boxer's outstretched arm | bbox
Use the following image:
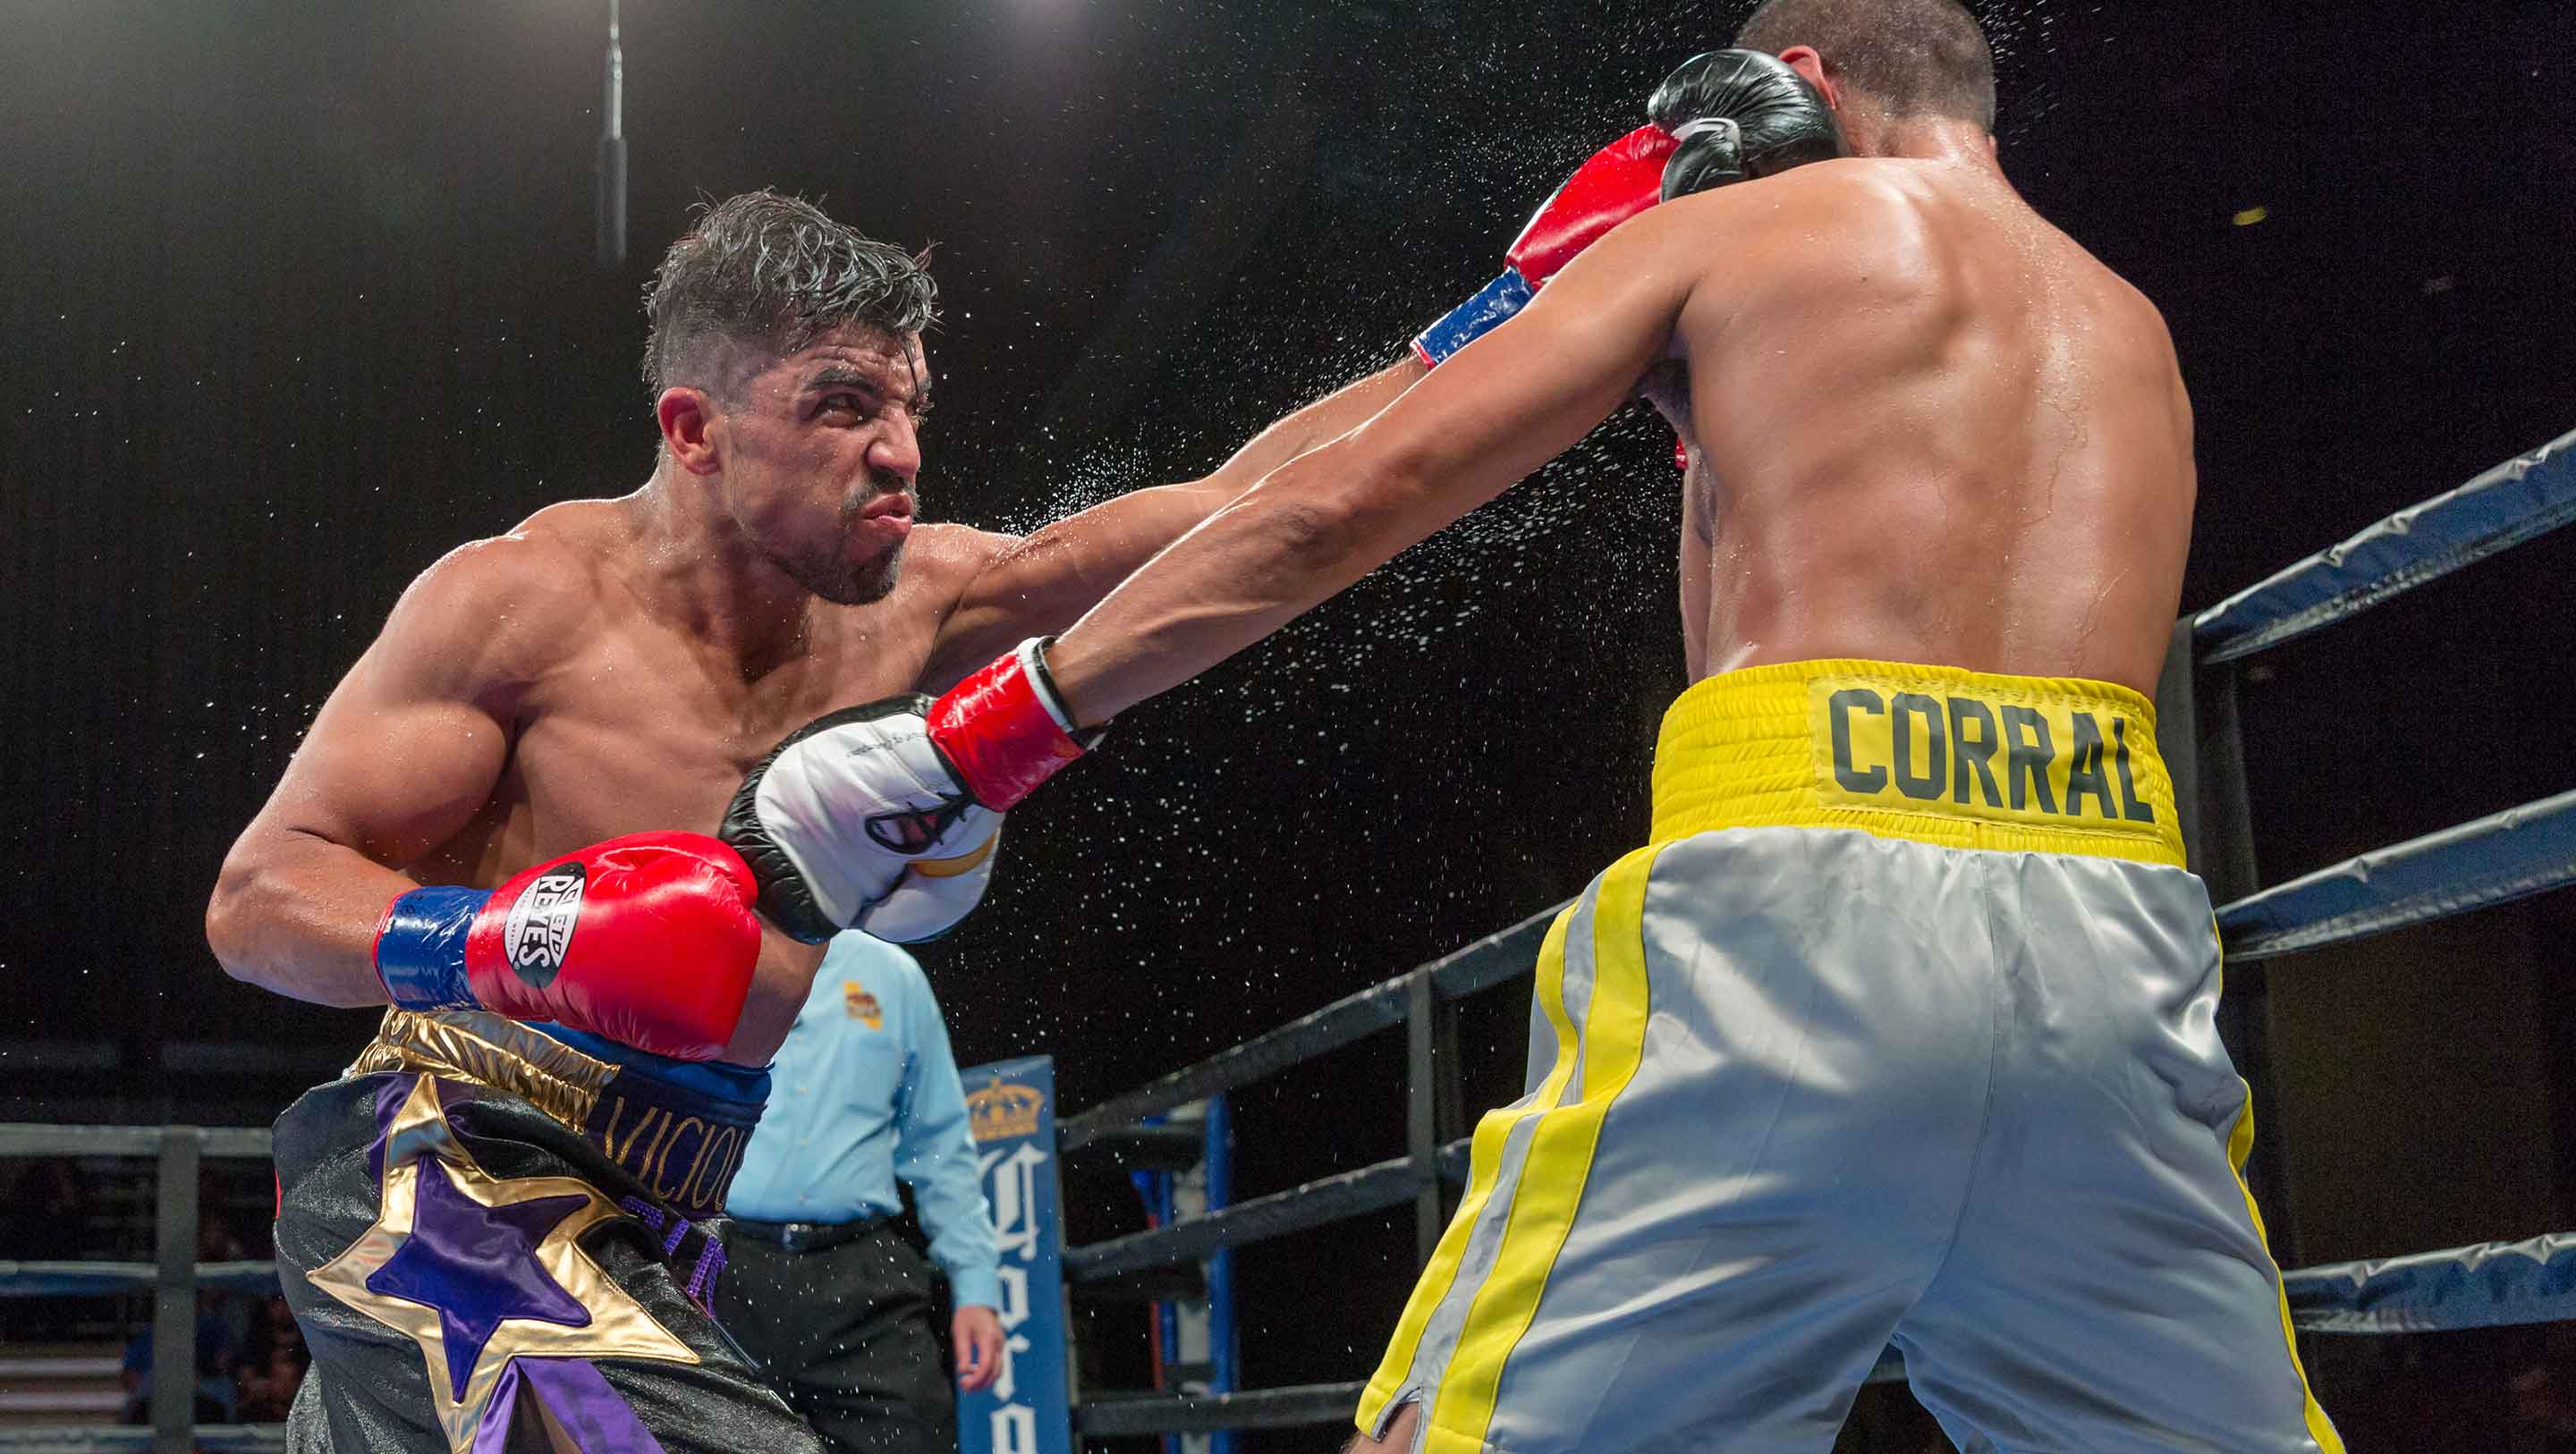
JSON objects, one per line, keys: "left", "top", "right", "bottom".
{"left": 206, "top": 538, "right": 560, "bottom": 1006}
{"left": 919, "top": 354, "right": 1427, "bottom": 690}
{"left": 1045, "top": 201, "right": 1727, "bottom": 725}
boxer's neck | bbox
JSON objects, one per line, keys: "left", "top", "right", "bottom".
{"left": 626, "top": 460, "right": 820, "bottom": 674}
{"left": 1863, "top": 115, "right": 2003, "bottom": 177}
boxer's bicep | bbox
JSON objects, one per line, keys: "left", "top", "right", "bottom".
{"left": 271, "top": 630, "right": 513, "bottom": 866}
{"left": 208, "top": 542, "right": 551, "bottom": 1004}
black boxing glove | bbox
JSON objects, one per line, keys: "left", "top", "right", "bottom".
{"left": 1647, "top": 49, "right": 1848, "bottom": 200}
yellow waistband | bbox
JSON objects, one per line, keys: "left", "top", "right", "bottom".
{"left": 348, "top": 1009, "right": 620, "bottom": 1133}
{"left": 1651, "top": 659, "right": 2185, "bottom": 868}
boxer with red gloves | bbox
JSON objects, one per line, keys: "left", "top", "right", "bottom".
{"left": 204, "top": 182, "right": 1511, "bottom": 1450}
{"left": 822, "top": 15, "right": 2324, "bottom": 1450}
{"left": 209, "top": 122, "right": 1706, "bottom": 1444}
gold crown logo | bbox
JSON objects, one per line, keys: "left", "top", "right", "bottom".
{"left": 966, "top": 1078, "right": 1045, "bottom": 1144}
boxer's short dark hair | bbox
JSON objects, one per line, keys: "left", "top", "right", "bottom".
{"left": 642, "top": 190, "right": 938, "bottom": 402}
{"left": 1735, "top": 0, "right": 1996, "bottom": 132}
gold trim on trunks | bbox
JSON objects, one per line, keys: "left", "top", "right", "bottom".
{"left": 348, "top": 1010, "right": 618, "bottom": 1134}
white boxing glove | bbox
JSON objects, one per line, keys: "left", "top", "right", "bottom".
{"left": 720, "top": 640, "right": 1099, "bottom": 945}
{"left": 720, "top": 696, "right": 1002, "bottom": 943}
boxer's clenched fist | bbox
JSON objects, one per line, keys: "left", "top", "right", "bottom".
{"left": 372, "top": 832, "right": 759, "bottom": 1061}
{"left": 1412, "top": 123, "right": 1680, "bottom": 367}
{"left": 723, "top": 638, "right": 1097, "bottom": 944}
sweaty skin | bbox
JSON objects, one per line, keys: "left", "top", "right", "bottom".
{"left": 1648, "top": 152, "right": 2192, "bottom": 689}
{"left": 206, "top": 328, "right": 1424, "bottom": 1066}
{"left": 1026, "top": 73, "right": 2197, "bottom": 1454}
{"left": 1044, "top": 115, "right": 2194, "bottom": 726}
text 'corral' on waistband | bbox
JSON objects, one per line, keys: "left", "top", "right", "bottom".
{"left": 1650, "top": 659, "right": 2188, "bottom": 868}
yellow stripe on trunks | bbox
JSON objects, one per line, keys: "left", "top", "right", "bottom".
{"left": 1358, "top": 905, "right": 1583, "bottom": 1434}
{"left": 1426, "top": 845, "right": 1663, "bottom": 1454}
{"left": 2224, "top": 1077, "right": 2346, "bottom": 1452}
{"left": 1651, "top": 659, "right": 2185, "bottom": 867}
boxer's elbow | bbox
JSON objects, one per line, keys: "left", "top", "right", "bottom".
{"left": 205, "top": 830, "right": 324, "bottom": 993}
{"left": 1253, "top": 440, "right": 1426, "bottom": 575}
{"left": 203, "top": 846, "right": 269, "bottom": 985}
{"left": 1255, "top": 492, "right": 1369, "bottom": 579}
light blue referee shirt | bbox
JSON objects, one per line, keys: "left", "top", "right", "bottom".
{"left": 727, "top": 934, "right": 1003, "bottom": 1310}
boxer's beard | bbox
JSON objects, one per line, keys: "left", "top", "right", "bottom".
{"left": 766, "top": 477, "right": 907, "bottom": 605}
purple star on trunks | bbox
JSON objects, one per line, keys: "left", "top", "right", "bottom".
{"left": 367, "top": 1157, "right": 593, "bottom": 1401}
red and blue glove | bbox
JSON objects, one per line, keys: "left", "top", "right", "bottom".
{"left": 1411, "top": 123, "right": 1680, "bottom": 367}
{"left": 372, "top": 832, "right": 762, "bottom": 1061}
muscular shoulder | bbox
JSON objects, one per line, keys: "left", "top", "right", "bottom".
{"left": 902, "top": 520, "right": 1018, "bottom": 608}
{"left": 379, "top": 508, "right": 614, "bottom": 704}
{"left": 1634, "top": 159, "right": 1922, "bottom": 312}
{"left": 1752, "top": 160, "right": 1949, "bottom": 275}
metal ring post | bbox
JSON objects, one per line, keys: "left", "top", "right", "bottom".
{"left": 150, "top": 1128, "right": 202, "bottom": 1454}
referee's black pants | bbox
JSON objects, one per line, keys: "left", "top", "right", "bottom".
{"left": 716, "top": 1219, "right": 954, "bottom": 1454}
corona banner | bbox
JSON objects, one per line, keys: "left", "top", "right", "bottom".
{"left": 958, "top": 1055, "right": 1072, "bottom": 1454}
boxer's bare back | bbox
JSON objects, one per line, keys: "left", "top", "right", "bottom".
{"left": 1645, "top": 149, "right": 2195, "bottom": 695}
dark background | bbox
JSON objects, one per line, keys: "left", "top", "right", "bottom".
{"left": 4, "top": 1, "right": 2572, "bottom": 1448}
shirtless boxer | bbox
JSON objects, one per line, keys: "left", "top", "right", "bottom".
{"left": 206, "top": 165, "right": 1683, "bottom": 1452}
{"left": 816, "top": 5, "right": 2345, "bottom": 1450}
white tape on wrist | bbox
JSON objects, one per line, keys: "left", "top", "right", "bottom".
{"left": 1018, "top": 637, "right": 1085, "bottom": 734}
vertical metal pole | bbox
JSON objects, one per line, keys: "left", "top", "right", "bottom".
{"left": 2196, "top": 661, "right": 2261, "bottom": 906}
{"left": 150, "top": 1127, "right": 202, "bottom": 1454}
{"left": 2162, "top": 618, "right": 2301, "bottom": 1264}
{"left": 596, "top": 0, "right": 626, "bottom": 267}
{"left": 1406, "top": 972, "right": 1440, "bottom": 1268}
{"left": 2152, "top": 617, "right": 2207, "bottom": 873}
{"left": 2200, "top": 659, "right": 2301, "bottom": 1268}
{"left": 1152, "top": 1167, "right": 1181, "bottom": 1454}
{"left": 1431, "top": 998, "right": 1465, "bottom": 1163}
{"left": 1202, "top": 1095, "right": 1237, "bottom": 1454}
{"left": 2159, "top": 620, "right": 2298, "bottom": 1261}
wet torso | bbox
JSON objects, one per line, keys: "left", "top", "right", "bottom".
{"left": 410, "top": 502, "right": 990, "bottom": 1065}
{"left": 1644, "top": 156, "right": 2196, "bottom": 697}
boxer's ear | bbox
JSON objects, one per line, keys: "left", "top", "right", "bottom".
{"left": 657, "top": 385, "right": 720, "bottom": 475}
{"left": 1775, "top": 46, "right": 1841, "bottom": 111}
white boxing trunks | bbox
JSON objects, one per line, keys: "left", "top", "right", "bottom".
{"left": 1358, "top": 659, "right": 2342, "bottom": 1454}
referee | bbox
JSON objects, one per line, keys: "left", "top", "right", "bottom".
{"left": 722, "top": 932, "right": 1005, "bottom": 1452}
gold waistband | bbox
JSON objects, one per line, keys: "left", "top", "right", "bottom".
{"left": 348, "top": 1009, "right": 620, "bottom": 1133}
{"left": 1651, "top": 659, "right": 2186, "bottom": 868}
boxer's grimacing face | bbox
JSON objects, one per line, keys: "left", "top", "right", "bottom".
{"left": 713, "top": 325, "right": 928, "bottom": 605}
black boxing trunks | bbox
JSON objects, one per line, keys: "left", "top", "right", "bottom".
{"left": 270, "top": 1010, "right": 821, "bottom": 1453}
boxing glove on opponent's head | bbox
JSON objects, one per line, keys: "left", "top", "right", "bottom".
{"left": 1648, "top": 49, "right": 1848, "bottom": 200}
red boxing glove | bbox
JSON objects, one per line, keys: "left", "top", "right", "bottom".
{"left": 374, "top": 832, "right": 762, "bottom": 1062}
{"left": 928, "top": 641, "right": 1093, "bottom": 810}
{"left": 1414, "top": 124, "right": 1680, "bottom": 366}
{"left": 1504, "top": 123, "right": 1679, "bottom": 287}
